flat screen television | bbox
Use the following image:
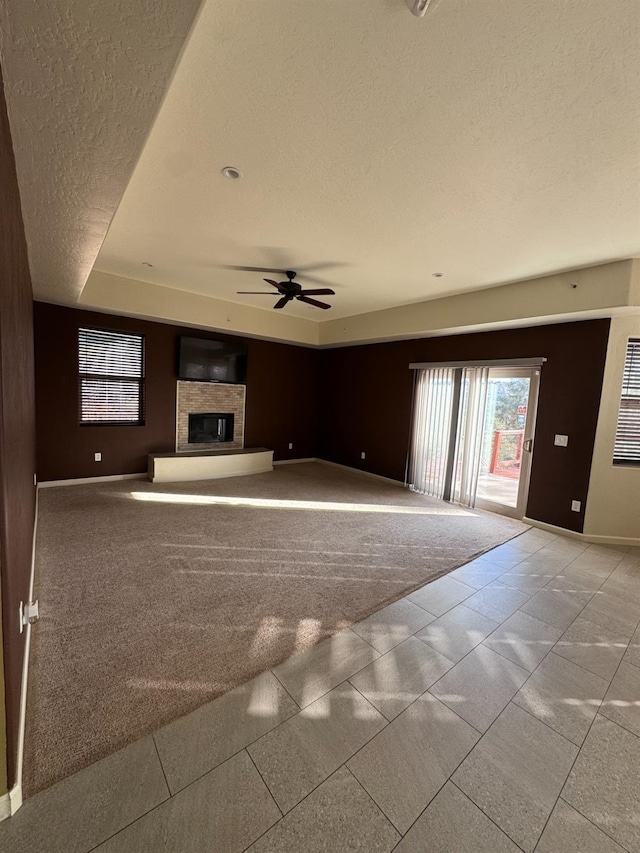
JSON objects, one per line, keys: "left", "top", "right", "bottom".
{"left": 178, "top": 336, "right": 248, "bottom": 384}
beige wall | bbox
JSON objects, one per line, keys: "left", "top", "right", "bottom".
{"left": 320, "top": 260, "right": 639, "bottom": 346}
{"left": 584, "top": 314, "right": 640, "bottom": 543}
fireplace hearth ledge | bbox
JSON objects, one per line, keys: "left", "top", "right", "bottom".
{"left": 148, "top": 447, "right": 273, "bottom": 483}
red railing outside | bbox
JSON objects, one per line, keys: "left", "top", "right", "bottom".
{"left": 489, "top": 429, "right": 524, "bottom": 479}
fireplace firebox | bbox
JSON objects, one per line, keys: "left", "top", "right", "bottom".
{"left": 188, "top": 412, "right": 235, "bottom": 444}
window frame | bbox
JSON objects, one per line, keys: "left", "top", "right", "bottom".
{"left": 78, "top": 326, "right": 146, "bottom": 427}
{"left": 612, "top": 336, "right": 640, "bottom": 467}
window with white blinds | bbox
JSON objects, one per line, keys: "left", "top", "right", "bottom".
{"left": 78, "top": 327, "right": 145, "bottom": 424}
{"left": 614, "top": 338, "right": 640, "bottom": 464}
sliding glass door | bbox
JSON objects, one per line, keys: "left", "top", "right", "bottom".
{"left": 473, "top": 367, "right": 540, "bottom": 518}
{"left": 409, "top": 363, "right": 540, "bottom": 518}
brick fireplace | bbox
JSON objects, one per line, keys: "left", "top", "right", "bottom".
{"left": 176, "top": 381, "right": 245, "bottom": 452}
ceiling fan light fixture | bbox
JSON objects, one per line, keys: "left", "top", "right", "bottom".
{"left": 406, "top": 0, "right": 432, "bottom": 17}
{"left": 221, "top": 166, "right": 242, "bottom": 180}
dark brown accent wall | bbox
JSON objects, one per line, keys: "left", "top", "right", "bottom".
{"left": 34, "top": 303, "right": 319, "bottom": 481}
{"left": 0, "top": 67, "right": 37, "bottom": 788}
{"left": 318, "top": 319, "right": 610, "bottom": 533}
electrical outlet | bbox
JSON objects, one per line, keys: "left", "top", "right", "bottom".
{"left": 571, "top": 500, "right": 581, "bottom": 512}
{"left": 94, "top": 452, "right": 102, "bottom": 462}
{"left": 554, "top": 434, "right": 569, "bottom": 447}
{"left": 288, "top": 443, "right": 293, "bottom": 450}
{"left": 360, "top": 451, "right": 366, "bottom": 460}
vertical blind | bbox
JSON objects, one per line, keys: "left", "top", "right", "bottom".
{"left": 614, "top": 338, "right": 640, "bottom": 464}
{"left": 78, "top": 327, "right": 145, "bottom": 424}
{"left": 408, "top": 368, "right": 455, "bottom": 499}
{"left": 452, "top": 367, "right": 490, "bottom": 507}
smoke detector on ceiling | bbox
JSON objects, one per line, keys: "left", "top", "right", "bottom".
{"left": 406, "top": 0, "right": 433, "bottom": 16}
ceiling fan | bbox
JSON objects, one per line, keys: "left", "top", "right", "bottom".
{"left": 237, "top": 270, "right": 335, "bottom": 310}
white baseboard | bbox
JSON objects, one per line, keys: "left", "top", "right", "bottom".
{"left": 38, "top": 473, "right": 146, "bottom": 488}
{"left": 1, "top": 489, "right": 39, "bottom": 821}
{"left": 0, "top": 790, "right": 9, "bottom": 821}
{"left": 523, "top": 516, "right": 640, "bottom": 548}
{"left": 316, "top": 458, "right": 405, "bottom": 487}
{"left": 273, "top": 457, "right": 318, "bottom": 466}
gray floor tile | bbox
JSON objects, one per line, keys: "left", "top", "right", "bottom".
{"left": 349, "top": 635, "right": 453, "bottom": 720}
{"left": 394, "top": 781, "right": 520, "bottom": 852}
{"left": 580, "top": 590, "right": 640, "bottom": 631}
{"left": 553, "top": 617, "right": 630, "bottom": 681}
{"left": 453, "top": 703, "right": 578, "bottom": 852}
{"left": 154, "top": 670, "right": 299, "bottom": 793}
{"left": 482, "top": 610, "right": 561, "bottom": 672}
{"left": 93, "top": 750, "right": 280, "bottom": 853}
{"left": 347, "top": 692, "right": 479, "bottom": 834}
{"left": 429, "top": 643, "right": 529, "bottom": 731}
{"left": 569, "top": 552, "right": 622, "bottom": 575}
{"left": 408, "top": 575, "right": 474, "bottom": 617}
{"left": 543, "top": 537, "right": 589, "bottom": 558}
{"left": 601, "top": 571, "right": 640, "bottom": 607}
{"left": 271, "top": 628, "right": 379, "bottom": 708}
{"left": 0, "top": 736, "right": 168, "bottom": 853}
{"left": 600, "top": 661, "right": 640, "bottom": 736}
{"left": 449, "top": 559, "right": 506, "bottom": 590}
{"left": 463, "top": 580, "right": 531, "bottom": 623}
{"left": 350, "top": 598, "right": 435, "bottom": 654}
{"left": 246, "top": 767, "right": 400, "bottom": 853}
{"left": 536, "top": 798, "right": 627, "bottom": 853}
{"left": 583, "top": 543, "right": 629, "bottom": 561}
{"left": 247, "top": 682, "right": 385, "bottom": 813}
{"left": 552, "top": 565, "right": 609, "bottom": 594}
{"left": 512, "top": 547, "right": 575, "bottom": 574}
{"left": 563, "top": 714, "right": 640, "bottom": 852}
{"left": 499, "top": 565, "right": 558, "bottom": 594}
{"left": 509, "top": 529, "right": 556, "bottom": 553}
{"left": 476, "top": 544, "right": 524, "bottom": 569}
{"left": 519, "top": 583, "right": 591, "bottom": 630}
{"left": 624, "top": 624, "right": 640, "bottom": 667}
{"left": 416, "top": 604, "right": 499, "bottom": 663}
{"left": 496, "top": 567, "right": 556, "bottom": 594}
{"left": 513, "top": 652, "right": 608, "bottom": 745}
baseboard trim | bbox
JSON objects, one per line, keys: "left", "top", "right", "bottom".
{"left": 38, "top": 473, "right": 146, "bottom": 488}
{"left": 2, "top": 490, "right": 40, "bottom": 821}
{"left": 523, "top": 517, "right": 640, "bottom": 548}
{"left": 0, "top": 790, "right": 9, "bottom": 821}
{"left": 273, "top": 457, "right": 318, "bottom": 466}
{"left": 316, "top": 458, "right": 405, "bottom": 487}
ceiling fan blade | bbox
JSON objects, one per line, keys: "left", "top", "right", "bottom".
{"left": 297, "top": 296, "right": 331, "bottom": 310}
{"left": 237, "top": 291, "right": 281, "bottom": 294}
{"left": 218, "top": 265, "right": 285, "bottom": 274}
{"left": 273, "top": 296, "right": 290, "bottom": 310}
{"left": 299, "top": 288, "right": 335, "bottom": 296}
{"left": 264, "top": 278, "right": 288, "bottom": 293}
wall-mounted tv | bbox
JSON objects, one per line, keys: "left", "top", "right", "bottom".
{"left": 178, "top": 336, "right": 248, "bottom": 385}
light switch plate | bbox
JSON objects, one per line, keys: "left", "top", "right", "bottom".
{"left": 94, "top": 452, "right": 102, "bottom": 462}
{"left": 554, "top": 434, "right": 569, "bottom": 447}
{"left": 360, "top": 451, "right": 366, "bottom": 460}
{"left": 571, "top": 500, "right": 581, "bottom": 512}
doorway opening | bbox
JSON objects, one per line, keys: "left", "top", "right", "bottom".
{"left": 408, "top": 362, "right": 541, "bottom": 518}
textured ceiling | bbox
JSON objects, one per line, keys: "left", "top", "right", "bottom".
{"left": 93, "top": 0, "right": 640, "bottom": 323}
{"left": 2, "top": 0, "right": 640, "bottom": 336}
{"left": 0, "top": 0, "right": 203, "bottom": 303}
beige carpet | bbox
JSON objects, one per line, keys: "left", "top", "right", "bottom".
{"left": 24, "top": 462, "right": 527, "bottom": 794}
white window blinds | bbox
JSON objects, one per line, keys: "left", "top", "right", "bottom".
{"left": 78, "top": 327, "right": 145, "bottom": 424}
{"left": 614, "top": 338, "right": 640, "bottom": 464}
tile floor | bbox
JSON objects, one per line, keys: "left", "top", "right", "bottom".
{"left": 2, "top": 527, "right": 640, "bottom": 852}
